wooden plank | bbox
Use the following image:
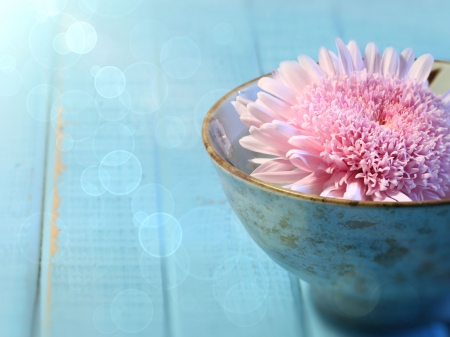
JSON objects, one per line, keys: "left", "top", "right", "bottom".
{"left": 0, "top": 1, "right": 59, "bottom": 336}
{"left": 36, "top": 0, "right": 307, "bottom": 336}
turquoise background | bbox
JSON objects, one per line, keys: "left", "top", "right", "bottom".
{"left": 1, "top": 0, "right": 449, "bottom": 336}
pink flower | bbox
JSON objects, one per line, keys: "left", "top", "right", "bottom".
{"left": 233, "top": 38, "right": 450, "bottom": 202}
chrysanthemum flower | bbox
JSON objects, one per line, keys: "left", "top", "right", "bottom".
{"left": 233, "top": 38, "right": 450, "bottom": 201}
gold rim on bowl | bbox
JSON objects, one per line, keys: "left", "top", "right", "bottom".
{"left": 202, "top": 60, "right": 450, "bottom": 208}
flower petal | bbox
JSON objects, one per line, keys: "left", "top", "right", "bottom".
{"left": 343, "top": 177, "right": 367, "bottom": 200}
{"left": 397, "top": 48, "right": 414, "bottom": 79}
{"left": 381, "top": 47, "right": 399, "bottom": 77}
{"left": 318, "top": 47, "right": 336, "bottom": 76}
{"left": 335, "top": 38, "right": 355, "bottom": 75}
{"left": 256, "top": 92, "right": 293, "bottom": 121}
{"left": 288, "top": 135, "right": 323, "bottom": 155}
{"left": 239, "top": 135, "right": 283, "bottom": 156}
{"left": 236, "top": 95, "right": 253, "bottom": 106}
{"left": 347, "top": 40, "right": 365, "bottom": 71}
{"left": 252, "top": 170, "right": 311, "bottom": 184}
{"left": 240, "top": 114, "right": 263, "bottom": 128}
{"left": 249, "top": 157, "right": 272, "bottom": 165}
{"left": 247, "top": 103, "right": 278, "bottom": 124}
{"left": 328, "top": 50, "right": 340, "bottom": 75}
{"left": 287, "top": 149, "right": 323, "bottom": 172}
{"left": 250, "top": 123, "right": 295, "bottom": 154}
{"left": 290, "top": 171, "right": 330, "bottom": 195}
{"left": 272, "top": 120, "right": 301, "bottom": 139}
{"left": 252, "top": 158, "right": 295, "bottom": 174}
{"left": 364, "top": 42, "right": 381, "bottom": 74}
{"left": 406, "top": 54, "right": 434, "bottom": 83}
{"left": 258, "top": 77, "right": 297, "bottom": 105}
{"left": 278, "top": 60, "right": 312, "bottom": 94}
{"left": 385, "top": 190, "right": 412, "bottom": 202}
{"left": 298, "top": 55, "right": 324, "bottom": 81}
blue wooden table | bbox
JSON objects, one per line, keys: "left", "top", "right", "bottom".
{"left": 2, "top": 0, "right": 450, "bottom": 336}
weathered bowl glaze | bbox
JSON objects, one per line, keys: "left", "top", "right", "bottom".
{"left": 202, "top": 61, "right": 450, "bottom": 327}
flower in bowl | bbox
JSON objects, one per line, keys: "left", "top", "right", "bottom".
{"left": 202, "top": 39, "right": 450, "bottom": 327}
{"left": 233, "top": 38, "right": 450, "bottom": 202}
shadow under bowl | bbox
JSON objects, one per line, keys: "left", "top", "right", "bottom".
{"left": 202, "top": 61, "right": 450, "bottom": 328}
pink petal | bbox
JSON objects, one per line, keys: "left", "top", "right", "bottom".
{"left": 287, "top": 149, "right": 323, "bottom": 172}
{"left": 256, "top": 92, "right": 293, "bottom": 121}
{"left": 240, "top": 114, "right": 263, "bottom": 128}
{"left": 249, "top": 124, "right": 294, "bottom": 155}
{"left": 385, "top": 190, "right": 412, "bottom": 202}
{"left": 288, "top": 135, "right": 323, "bottom": 156}
{"left": 258, "top": 77, "right": 297, "bottom": 105}
{"left": 397, "top": 48, "right": 414, "bottom": 79}
{"left": 347, "top": 40, "right": 365, "bottom": 71}
{"left": 290, "top": 171, "right": 330, "bottom": 195}
{"left": 335, "top": 38, "right": 355, "bottom": 75}
{"left": 364, "top": 42, "right": 381, "bottom": 74}
{"left": 406, "top": 54, "right": 434, "bottom": 83}
{"left": 249, "top": 157, "right": 272, "bottom": 165}
{"left": 252, "top": 170, "right": 310, "bottom": 184}
{"left": 318, "top": 47, "right": 336, "bottom": 76}
{"left": 239, "top": 135, "right": 284, "bottom": 156}
{"left": 298, "top": 55, "right": 324, "bottom": 81}
{"left": 236, "top": 95, "right": 253, "bottom": 106}
{"left": 328, "top": 51, "right": 340, "bottom": 75}
{"left": 278, "top": 61, "right": 312, "bottom": 94}
{"left": 343, "top": 177, "right": 367, "bottom": 201}
{"left": 247, "top": 103, "right": 277, "bottom": 124}
{"left": 252, "top": 158, "right": 295, "bottom": 174}
{"left": 272, "top": 120, "right": 301, "bottom": 139}
{"left": 231, "top": 100, "right": 247, "bottom": 117}
{"left": 381, "top": 47, "right": 399, "bottom": 77}
{"left": 371, "top": 192, "right": 396, "bottom": 202}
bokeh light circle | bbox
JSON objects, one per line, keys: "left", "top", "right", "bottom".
{"left": 95, "top": 66, "right": 126, "bottom": 98}
{"left": 111, "top": 289, "right": 153, "bottom": 333}
{"left": 160, "top": 37, "right": 201, "bottom": 79}
{"left": 53, "top": 33, "right": 71, "bottom": 54}
{"left": 99, "top": 150, "right": 142, "bottom": 195}
{"left": 80, "top": 165, "right": 106, "bottom": 196}
{"left": 66, "top": 22, "right": 97, "bottom": 54}
{"left": 213, "top": 23, "right": 234, "bottom": 44}
{"left": 90, "top": 65, "right": 101, "bottom": 77}
{"left": 93, "top": 304, "right": 120, "bottom": 334}
{"left": 213, "top": 255, "right": 269, "bottom": 313}
{"left": 132, "top": 183, "right": 174, "bottom": 219}
{"left": 56, "top": 134, "right": 74, "bottom": 152}
{"left": 121, "top": 63, "right": 168, "bottom": 114}
{"left": 155, "top": 116, "right": 186, "bottom": 147}
{"left": 129, "top": 20, "right": 171, "bottom": 63}
{"left": 139, "top": 213, "right": 182, "bottom": 258}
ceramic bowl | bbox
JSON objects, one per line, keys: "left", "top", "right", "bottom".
{"left": 202, "top": 61, "right": 450, "bottom": 328}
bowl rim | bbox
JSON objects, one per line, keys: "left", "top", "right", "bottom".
{"left": 202, "top": 60, "right": 450, "bottom": 208}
